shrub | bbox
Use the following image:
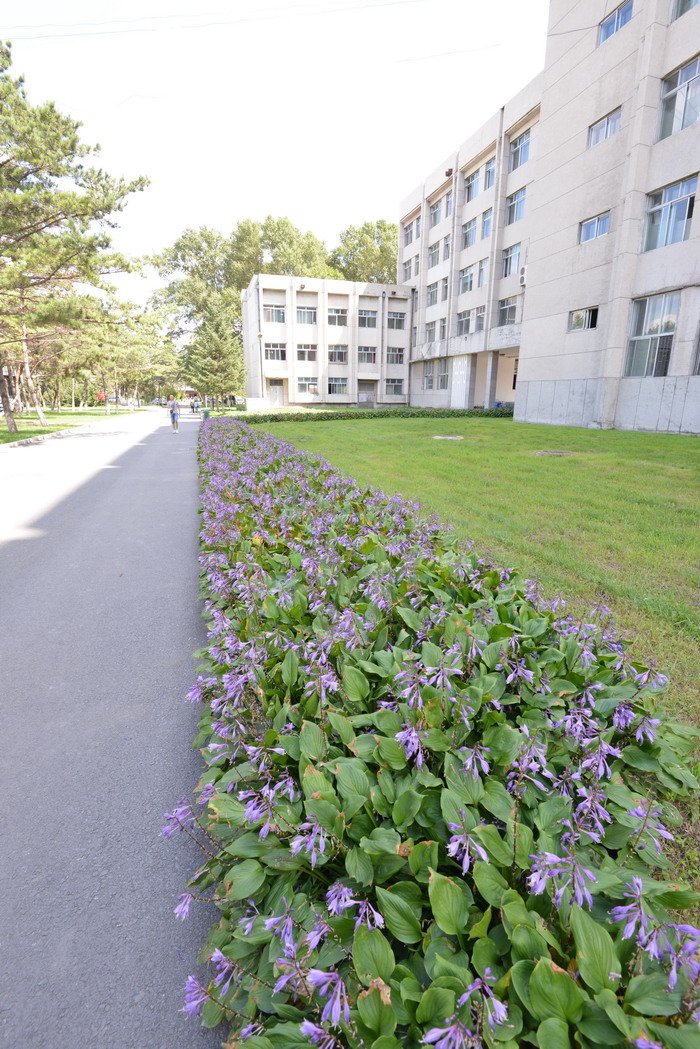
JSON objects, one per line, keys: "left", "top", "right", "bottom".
{"left": 241, "top": 407, "right": 514, "bottom": 425}
{"left": 169, "top": 419, "right": 700, "bottom": 1049}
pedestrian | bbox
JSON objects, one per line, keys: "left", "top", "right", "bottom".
{"left": 167, "top": 394, "right": 180, "bottom": 432}
{"left": 189, "top": 397, "right": 194, "bottom": 414}
{"left": 193, "top": 397, "right": 200, "bottom": 414}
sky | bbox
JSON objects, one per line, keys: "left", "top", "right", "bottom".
{"left": 3, "top": 0, "right": 551, "bottom": 304}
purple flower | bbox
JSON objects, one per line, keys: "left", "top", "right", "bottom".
{"left": 174, "top": 892, "right": 193, "bottom": 920}
{"left": 395, "top": 723, "right": 428, "bottom": 768}
{"left": 305, "top": 915, "right": 332, "bottom": 950}
{"left": 423, "top": 1016, "right": 476, "bottom": 1049}
{"left": 326, "top": 882, "right": 358, "bottom": 916}
{"left": 572, "top": 785, "right": 612, "bottom": 843}
{"left": 355, "top": 900, "right": 385, "bottom": 930}
{"left": 458, "top": 968, "right": 508, "bottom": 1032}
{"left": 237, "top": 899, "right": 260, "bottom": 935}
{"left": 635, "top": 715, "right": 661, "bottom": 745}
{"left": 458, "top": 743, "right": 490, "bottom": 780}
{"left": 161, "top": 799, "right": 196, "bottom": 838}
{"left": 264, "top": 899, "right": 296, "bottom": 952}
{"left": 613, "top": 703, "right": 635, "bottom": 731}
{"left": 182, "top": 975, "right": 209, "bottom": 1017}
{"left": 610, "top": 878, "right": 650, "bottom": 941}
{"left": 528, "top": 848, "right": 597, "bottom": 908}
{"left": 240, "top": 1023, "right": 265, "bottom": 1040}
{"left": 628, "top": 800, "right": 674, "bottom": 854}
{"left": 307, "top": 969, "right": 351, "bottom": 1025}
{"left": 631, "top": 661, "right": 668, "bottom": 691}
{"left": 634, "top": 1040, "right": 663, "bottom": 1049}
{"left": 211, "top": 949, "right": 239, "bottom": 996}
{"left": 446, "top": 812, "right": 490, "bottom": 874}
{"left": 580, "top": 735, "right": 621, "bottom": 781}
{"left": 300, "top": 1020, "right": 339, "bottom": 1049}
{"left": 290, "top": 816, "right": 328, "bottom": 867}
{"left": 274, "top": 946, "right": 309, "bottom": 996}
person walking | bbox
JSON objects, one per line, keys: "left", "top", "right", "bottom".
{"left": 167, "top": 394, "right": 180, "bottom": 432}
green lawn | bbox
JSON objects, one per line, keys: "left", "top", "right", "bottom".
{"left": 262, "top": 416, "right": 700, "bottom": 728}
{"left": 0, "top": 407, "right": 143, "bottom": 445}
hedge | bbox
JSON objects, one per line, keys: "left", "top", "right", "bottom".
{"left": 240, "top": 407, "right": 514, "bottom": 425}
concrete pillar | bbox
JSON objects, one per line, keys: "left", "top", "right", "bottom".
{"left": 483, "top": 351, "right": 499, "bottom": 408}
{"left": 465, "top": 353, "right": 478, "bottom": 408}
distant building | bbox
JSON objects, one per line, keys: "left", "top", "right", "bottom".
{"left": 242, "top": 275, "right": 410, "bottom": 410}
{"left": 399, "top": 0, "right": 700, "bottom": 433}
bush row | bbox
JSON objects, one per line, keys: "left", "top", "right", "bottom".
{"left": 168, "top": 418, "right": 700, "bottom": 1049}
{"left": 241, "top": 406, "right": 514, "bottom": 425}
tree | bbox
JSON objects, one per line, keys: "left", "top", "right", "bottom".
{"left": 0, "top": 42, "right": 147, "bottom": 428}
{"left": 329, "top": 220, "right": 398, "bottom": 283}
{"left": 181, "top": 299, "right": 244, "bottom": 402}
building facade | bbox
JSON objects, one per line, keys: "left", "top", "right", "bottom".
{"left": 242, "top": 275, "right": 410, "bottom": 410}
{"left": 399, "top": 0, "right": 700, "bottom": 433}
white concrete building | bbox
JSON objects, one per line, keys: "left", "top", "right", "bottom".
{"left": 242, "top": 275, "right": 410, "bottom": 410}
{"left": 400, "top": 0, "right": 700, "bottom": 433}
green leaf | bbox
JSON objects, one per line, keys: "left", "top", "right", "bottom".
{"left": 375, "top": 887, "right": 423, "bottom": 943}
{"left": 473, "top": 861, "right": 508, "bottom": 907}
{"left": 643, "top": 1020, "right": 700, "bottom": 1049}
{"left": 281, "top": 648, "right": 299, "bottom": 687}
{"left": 510, "top": 959, "right": 535, "bottom": 1015}
{"left": 624, "top": 973, "right": 682, "bottom": 1017}
{"left": 392, "top": 789, "right": 423, "bottom": 829}
{"left": 337, "top": 761, "right": 371, "bottom": 799}
{"left": 328, "top": 712, "right": 357, "bottom": 748}
{"left": 201, "top": 998, "right": 226, "bottom": 1028}
{"left": 480, "top": 781, "right": 515, "bottom": 822}
{"left": 346, "top": 846, "right": 374, "bottom": 886}
{"left": 415, "top": 986, "right": 455, "bottom": 1025}
{"left": 529, "top": 958, "right": 585, "bottom": 1023}
{"left": 353, "top": 925, "right": 396, "bottom": 985}
{"left": 396, "top": 605, "right": 423, "bottom": 632}
{"left": 593, "top": 989, "right": 630, "bottom": 1037}
{"left": 570, "top": 905, "right": 620, "bottom": 993}
{"left": 300, "top": 720, "right": 326, "bottom": 761}
{"left": 535, "top": 1017, "right": 569, "bottom": 1049}
{"left": 356, "top": 985, "right": 397, "bottom": 1036}
{"left": 409, "top": 840, "right": 439, "bottom": 881}
{"left": 224, "top": 858, "right": 266, "bottom": 900}
{"left": 375, "top": 736, "right": 408, "bottom": 770}
{"left": 510, "top": 924, "right": 550, "bottom": 963}
{"left": 577, "top": 1001, "right": 626, "bottom": 1045}
{"left": 475, "top": 825, "right": 512, "bottom": 866}
{"left": 428, "top": 869, "right": 470, "bottom": 936}
{"left": 344, "top": 665, "right": 370, "bottom": 703}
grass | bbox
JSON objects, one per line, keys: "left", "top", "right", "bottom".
{"left": 0, "top": 407, "right": 143, "bottom": 445}
{"left": 261, "top": 416, "right": 700, "bottom": 729}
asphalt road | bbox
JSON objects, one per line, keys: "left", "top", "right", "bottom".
{"left": 0, "top": 409, "right": 224, "bottom": 1049}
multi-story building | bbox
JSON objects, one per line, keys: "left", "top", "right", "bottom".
{"left": 400, "top": 0, "right": 700, "bottom": 433}
{"left": 242, "top": 275, "right": 410, "bottom": 409}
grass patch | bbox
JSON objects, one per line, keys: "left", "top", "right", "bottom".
{"left": 0, "top": 407, "right": 143, "bottom": 444}
{"left": 261, "top": 416, "right": 700, "bottom": 726}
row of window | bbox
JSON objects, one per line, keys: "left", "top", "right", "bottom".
{"left": 263, "top": 306, "right": 407, "bottom": 328}
{"left": 313, "top": 378, "right": 404, "bottom": 395}
{"left": 265, "top": 343, "right": 405, "bottom": 365}
{"left": 599, "top": 0, "right": 698, "bottom": 47}
{"left": 566, "top": 292, "right": 681, "bottom": 379}
{"left": 422, "top": 358, "right": 450, "bottom": 391}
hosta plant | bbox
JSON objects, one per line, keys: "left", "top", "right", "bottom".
{"left": 168, "top": 419, "right": 700, "bottom": 1049}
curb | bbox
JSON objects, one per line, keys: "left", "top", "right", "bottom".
{"left": 0, "top": 427, "right": 85, "bottom": 452}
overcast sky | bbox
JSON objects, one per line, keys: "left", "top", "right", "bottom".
{"left": 4, "top": 0, "right": 551, "bottom": 302}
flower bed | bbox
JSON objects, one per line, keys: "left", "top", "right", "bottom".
{"left": 168, "top": 418, "right": 700, "bottom": 1049}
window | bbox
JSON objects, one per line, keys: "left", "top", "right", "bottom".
{"left": 429, "top": 200, "right": 442, "bottom": 227}
{"left": 328, "top": 377, "right": 348, "bottom": 394}
{"left": 598, "top": 1, "right": 632, "bottom": 44}
{"left": 478, "top": 258, "right": 489, "bottom": 287}
{"left": 328, "top": 345, "right": 348, "bottom": 363}
{"left": 464, "top": 170, "right": 479, "bottom": 202}
{"left": 415, "top": 216, "right": 422, "bottom": 238}
{"left": 437, "top": 357, "right": 449, "bottom": 390}
{"left": 443, "top": 235, "right": 451, "bottom": 260}
{"left": 498, "top": 298, "right": 517, "bottom": 326}
{"left": 462, "top": 218, "right": 477, "bottom": 249}
{"left": 475, "top": 306, "right": 486, "bottom": 332}
{"left": 568, "top": 307, "right": 598, "bottom": 330}
{"left": 387, "top": 348, "right": 404, "bottom": 364}
{"left": 459, "top": 266, "right": 474, "bottom": 293}
{"left": 441, "top": 277, "right": 449, "bottom": 301}
{"left": 660, "top": 57, "right": 700, "bottom": 140}
{"left": 580, "top": 212, "right": 611, "bottom": 242}
{"left": 674, "top": 0, "right": 698, "bottom": 16}
{"left": 645, "top": 176, "right": 696, "bottom": 250}
{"left": 264, "top": 343, "right": 286, "bottom": 360}
{"left": 386, "top": 378, "right": 404, "bottom": 395}
{"left": 403, "top": 221, "right": 414, "bottom": 246}
{"left": 445, "top": 190, "right": 453, "bottom": 217}
{"left": 297, "top": 345, "right": 317, "bottom": 361}
{"left": 296, "top": 306, "right": 317, "bottom": 324}
{"left": 388, "top": 311, "right": 406, "bottom": 329}
{"left": 588, "top": 107, "right": 621, "bottom": 147}
{"left": 481, "top": 208, "right": 492, "bottom": 239}
{"left": 624, "top": 293, "right": 680, "bottom": 376}
{"left": 358, "top": 309, "right": 377, "bottom": 328}
{"left": 457, "top": 310, "right": 471, "bottom": 335}
{"left": 328, "top": 308, "right": 348, "bottom": 325}
{"left": 428, "top": 242, "right": 440, "bottom": 267}
{"left": 506, "top": 188, "right": 526, "bottom": 225}
{"left": 263, "top": 305, "right": 285, "bottom": 323}
{"left": 439, "top": 317, "right": 447, "bottom": 339}
{"left": 411, "top": 325, "right": 417, "bottom": 348}
{"left": 426, "top": 321, "right": 436, "bottom": 342}
{"left": 414, "top": 256, "right": 420, "bottom": 276}
{"left": 502, "top": 243, "right": 521, "bottom": 277}
{"left": 510, "top": 131, "right": 530, "bottom": 171}
{"left": 358, "top": 347, "right": 376, "bottom": 365}
{"left": 297, "top": 377, "right": 318, "bottom": 394}
{"left": 427, "top": 282, "right": 438, "bottom": 306}
{"left": 513, "top": 358, "right": 518, "bottom": 390}
{"left": 422, "top": 359, "right": 434, "bottom": 390}
{"left": 403, "top": 260, "right": 412, "bottom": 281}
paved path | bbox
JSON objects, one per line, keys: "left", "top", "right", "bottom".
{"left": 0, "top": 410, "right": 223, "bottom": 1049}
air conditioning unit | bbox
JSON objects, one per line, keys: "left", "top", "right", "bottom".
{"left": 519, "top": 266, "right": 527, "bottom": 287}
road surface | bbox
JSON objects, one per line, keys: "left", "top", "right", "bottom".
{"left": 0, "top": 409, "right": 224, "bottom": 1049}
